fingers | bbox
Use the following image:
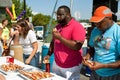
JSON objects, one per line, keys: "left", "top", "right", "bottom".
{"left": 86, "top": 60, "right": 94, "bottom": 66}
{"left": 53, "top": 28, "right": 57, "bottom": 32}
{"left": 43, "top": 55, "right": 50, "bottom": 64}
{"left": 82, "top": 57, "right": 87, "bottom": 65}
{"left": 82, "top": 57, "right": 94, "bottom": 70}
{"left": 82, "top": 56, "right": 90, "bottom": 65}
{"left": 44, "top": 55, "right": 50, "bottom": 60}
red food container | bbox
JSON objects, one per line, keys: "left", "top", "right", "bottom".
{"left": 46, "top": 63, "right": 50, "bottom": 73}
{"left": 6, "top": 57, "right": 14, "bottom": 63}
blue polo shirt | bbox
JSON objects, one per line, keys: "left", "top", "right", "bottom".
{"left": 89, "top": 23, "right": 120, "bottom": 76}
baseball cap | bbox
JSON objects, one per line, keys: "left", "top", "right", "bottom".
{"left": 90, "top": 6, "right": 113, "bottom": 22}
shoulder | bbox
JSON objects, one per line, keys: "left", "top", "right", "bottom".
{"left": 112, "top": 23, "right": 120, "bottom": 34}
{"left": 29, "top": 30, "right": 34, "bottom": 32}
{"left": 28, "top": 30, "right": 35, "bottom": 35}
{"left": 114, "top": 23, "right": 120, "bottom": 29}
{"left": 71, "top": 19, "right": 85, "bottom": 29}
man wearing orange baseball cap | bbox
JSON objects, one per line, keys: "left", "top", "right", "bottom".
{"left": 90, "top": 6, "right": 113, "bottom": 23}
{"left": 83, "top": 6, "right": 120, "bottom": 80}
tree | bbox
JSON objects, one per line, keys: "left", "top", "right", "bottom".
{"left": 32, "top": 13, "right": 57, "bottom": 42}
{"left": 32, "top": 13, "right": 50, "bottom": 26}
{"left": 12, "top": 0, "right": 32, "bottom": 19}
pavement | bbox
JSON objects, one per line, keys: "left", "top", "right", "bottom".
{"left": 80, "top": 74, "right": 89, "bottom": 80}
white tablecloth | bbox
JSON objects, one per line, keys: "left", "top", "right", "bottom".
{"left": 0, "top": 57, "right": 66, "bottom": 80}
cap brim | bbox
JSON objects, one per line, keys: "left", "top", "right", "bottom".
{"left": 90, "top": 16, "right": 105, "bottom": 23}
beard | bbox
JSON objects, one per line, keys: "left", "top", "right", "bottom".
{"left": 57, "top": 19, "right": 66, "bottom": 24}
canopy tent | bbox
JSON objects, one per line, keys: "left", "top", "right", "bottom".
{"left": 0, "top": 0, "right": 12, "bottom": 8}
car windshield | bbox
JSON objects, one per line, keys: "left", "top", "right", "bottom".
{"left": 34, "top": 27, "right": 43, "bottom": 31}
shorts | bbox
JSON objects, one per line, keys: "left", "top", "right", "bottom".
{"left": 90, "top": 71, "right": 120, "bottom": 80}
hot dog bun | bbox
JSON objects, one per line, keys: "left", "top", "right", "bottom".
{"left": 53, "top": 28, "right": 57, "bottom": 32}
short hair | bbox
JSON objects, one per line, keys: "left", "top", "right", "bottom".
{"left": 58, "top": 5, "right": 71, "bottom": 14}
{"left": 2, "top": 19, "right": 8, "bottom": 24}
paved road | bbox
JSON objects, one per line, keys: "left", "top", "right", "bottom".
{"left": 80, "top": 74, "right": 89, "bottom": 80}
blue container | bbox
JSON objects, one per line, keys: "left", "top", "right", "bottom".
{"left": 82, "top": 47, "right": 87, "bottom": 56}
{"left": 41, "top": 45, "right": 54, "bottom": 72}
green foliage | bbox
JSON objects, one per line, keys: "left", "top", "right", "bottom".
{"left": 32, "top": 13, "right": 57, "bottom": 26}
{"left": 32, "top": 13, "right": 57, "bottom": 41}
{"left": 12, "top": 0, "right": 32, "bottom": 19}
{"left": 32, "top": 13, "right": 50, "bottom": 26}
{"left": 117, "top": 20, "right": 120, "bottom": 22}
{"left": 80, "top": 19, "right": 89, "bottom": 23}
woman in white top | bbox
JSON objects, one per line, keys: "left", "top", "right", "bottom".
{"left": 13, "top": 19, "right": 40, "bottom": 67}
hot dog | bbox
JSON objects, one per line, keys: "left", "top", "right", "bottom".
{"left": 86, "top": 60, "right": 93, "bottom": 65}
{"left": 53, "top": 28, "right": 57, "bottom": 32}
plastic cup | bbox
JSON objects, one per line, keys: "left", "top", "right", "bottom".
{"left": 6, "top": 57, "right": 14, "bottom": 63}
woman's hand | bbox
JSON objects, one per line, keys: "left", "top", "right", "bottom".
{"left": 25, "top": 58, "right": 31, "bottom": 65}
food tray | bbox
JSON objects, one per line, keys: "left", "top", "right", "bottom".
{"left": 19, "top": 69, "right": 53, "bottom": 80}
{"left": 0, "top": 63, "right": 24, "bottom": 72}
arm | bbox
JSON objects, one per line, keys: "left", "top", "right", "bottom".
{"left": 59, "top": 36, "right": 84, "bottom": 50}
{"left": 47, "top": 40, "right": 54, "bottom": 56}
{"left": 0, "top": 29, "right": 3, "bottom": 40}
{"left": 52, "top": 30, "right": 84, "bottom": 50}
{"left": 13, "top": 30, "right": 19, "bottom": 45}
{"left": 103, "top": 61, "right": 120, "bottom": 68}
{"left": 25, "top": 41, "right": 38, "bottom": 64}
{"left": 83, "top": 46, "right": 120, "bottom": 70}
{"left": 87, "top": 60, "right": 120, "bottom": 70}
{"left": 43, "top": 40, "right": 54, "bottom": 61}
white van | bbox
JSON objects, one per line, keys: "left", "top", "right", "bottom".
{"left": 34, "top": 26, "right": 44, "bottom": 41}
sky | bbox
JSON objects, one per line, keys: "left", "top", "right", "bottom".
{"left": 26, "top": 0, "right": 120, "bottom": 20}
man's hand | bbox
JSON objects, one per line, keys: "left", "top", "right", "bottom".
{"left": 52, "top": 28, "right": 61, "bottom": 40}
{"left": 53, "top": 28, "right": 57, "bottom": 32}
{"left": 43, "top": 55, "right": 50, "bottom": 63}
{"left": 88, "top": 61, "right": 104, "bottom": 70}
{"left": 82, "top": 53, "right": 91, "bottom": 65}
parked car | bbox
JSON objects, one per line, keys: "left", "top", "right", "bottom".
{"left": 34, "top": 26, "right": 44, "bottom": 41}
